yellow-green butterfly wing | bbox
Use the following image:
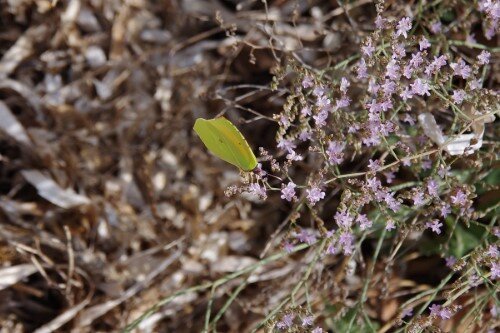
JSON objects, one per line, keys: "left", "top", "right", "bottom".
{"left": 193, "top": 117, "right": 258, "bottom": 171}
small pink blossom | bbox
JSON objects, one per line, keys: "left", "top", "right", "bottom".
{"left": 491, "top": 262, "right": 500, "bottom": 279}
{"left": 412, "top": 190, "right": 425, "bottom": 206}
{"left": 386, "top": 220, "right": 396, "bottom": 231}
{"left": 296, "top": 229, "right": 317, "bottom": 245}
{"left": 478, "top": 50, "right": 491, "bottom": 64}
{"left": 469, "top": 79, "right": 482, "bottom": 90}
{"left": 313, "top": 110, "right": 329, "bottom": 127}
{"left": 487, "top": 245, "right": 499, "bottom": 258}
{"left": 368, "top": 159, "right": 381, "bottom": 171}
{"left": 386, "top": 59, "right": 400, "bottom": 80}
{"left": 429, "top": 304, "right": 441, "bottom": 316}
{"left": 357, "top": 58, "right": 368, "bottom": 79}
{"left": 450, "top": 59, "right": 471, "bottom": 79}
{"left": 301, "top": 316, "right": 314, "bottom": 327}
{"left": 375, "top": 15, "right": 385, "bottom": 29}
{"left": 392, "top": 43, "right": 406, "bottom": 59}
{"left": 306, "top": 186, "right": 325, "bottom": 205}
{"left": 335, "top": 210, "right": 353, "bottom": 229}
{"left": 451, "top": 190, "right": 468, "bottom": 207}
{"left": 426, "top": 219, "right": 443, "bottom": 234}
{"left": 302, "top": 76, "right": 314, "bottom": 89}
{"left": 440, "top": 204, "right": 451, "bottom": 218}
{"left": 445, "top": 256, "right": 457, "bottom": 268}
{"left": 340, "top": 77, "right": 350, "bottom": 93}
{"left": 277, "top": 138, "right": 296, "bottom": 153}
{"left": 277, "top": 314, "right": 295, "bottom": 329}
{"left": 357, "top": 214, "right": 373, "bottom": 230}
{"left": 430, "top": 21, "right": 442, "bottom": 34}
{"left": 427, "top": 179, "right": 439, "bottom": 197}
{"left": 249, "top": 183, "right": 267, "bottom": 199}
{"left": 327, "top": 141, "right": 345, "bottom": 165}
{"left": 419, "top": 37, "right": 431, "bottom": 50}
{"left": 301, "top": 105, "right": 311, "bottom": 117}
{"left": 281, "top": 182, "right": 296, "bottom": 202}
{"left": 396, "top": 17, "right": 412, "bottom": 38}
{"left": 400, "top": 88, "right": 414, "bottom": 101}
{"left": 411, "top": 78, "right": 431, "bottom": 96}
{"left": 283, "top": 241, "right": 294, "bottom": 253}
{"left": 338, "top": 231, "right": 355, "bottom": 255}
{"left": 452, "top": 89, "right": 466, "bottom": 104}
{"left": 362, "top": 40, "right": 376, "bottom": 58}
{"left": 384, "top": 171, "right": 395, "bottom": 183}
{"left": 402, "top": 307, "right": 413, "bottom": 318}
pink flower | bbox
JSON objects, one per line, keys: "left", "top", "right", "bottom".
{"left": 439, "top": 307, "right": 453, "bottom": 320}
{"left": 429, "top": 304, "right": 442, "bottom": 316}
{"left": 306, "top": 186, "right": 325, "bottom": 205}
{"left": 384, "top": 171, "right": 395, "bottom": 183}
{"left": 400, "top": 88, "right": 414, "bottom": 101}
{"left": 477, "top": 50, "right": 491, "bottom": 65}
{"left": 357, "top": 214, "right": 373, "bottom": 230}
{"left": 340, "top": 77, "right": 350, "bottom": 93}
{"left": 419, "top": 37, "right": 431, "bottom": 50}
{"left": 402, "top": 307, "right": 413, "bottom": 318}
{"left": 492, "top": 262, "right": 500, "bottom": 279}
{"left": 402, "top": 114, "right": 415, "bottom": 125}
{"left": 335, "top": 210, "right": 353, "bottom": 228}
{"left": 327, "top": 141, "right": 345, "bottom": 165}
{"left": 426, "top": 55, "right": 447, "bottom": 75}
{"left": 450, "top": 59, "right": 471, "bottom": 79}
{"left": 301, "top": 105, "right": 311, "bottom": 116}
{"left": 427, "top": 179, "right": 439, "bottom": 197}
{"left": 426, "top": 219, "right": 443, "bottom": 234}
{"left": 469, "top": 79, "right": 482, "bottom": 90}
{"left": 338, "top": 231, "right": 355, "bottom": 255}
{"left": 302, "top": 316, "right": 314, "bottom": 327}
{"left": 384, "top": 193, "right": 401, "bottom": 212}
{"left": 375, "top": 15, "right": 385, "bottom": 29}
{"left": 283, "top": 241, "right": 294, "bottom": 253}
{"left": 411, "top": 78, "right": 431, "bottom": 96}
{"left": 336, "top": 96, "right": 351, "bottom": 109}
{"left": 368, "top": 159, "right": 381, "bottom": 171}
{"left": 249, "top": 183, "right": 267, "bottom": 199}
{"left": 296, "top": 229, "right": 317, "bottom": 245}
{"left": 362, "top": 41, "right": 376, "bottom": 57}
{"left": 302, "top": 76, "right": 314, "bottom": 89}
{"left": 382, "top": 80, "right": 397, "bottom": 96}
{"left": 487, "top": 245, "right": 499, "bottom": 258}
{"left": 396, "top": 17, "right": 412, "bottom": 38}
{"left": 277, "top": 314, "right": 295, "bottom": 329}
{"left": 299, "top": 130, "right": 312, "bottom": 142}
{"left": 281, "top": 182, "right": 296, "bottom": 202}
{"left": 385, "top": 220, "right": 396, "bottom": 231}
{"left": 412, "top": 190, "right": 425, "bottom": 206}
{"left": 445, "top": 256, "right": 456, "bottom": 268}
{"left": 277, "top": 138, "right": 296, "bottom": 153}
{"left": 451, "top": 190, "right": 467, "bottom": 206}
{"left": 385, "top": 59, "right": 400, "bottom": 80}
{"left": 409, "top": 52, "right": 424, "bottom": 68}
{"left": 392, "top": 43, "right": 406, "bottom": 59}
{"left": 313, "top": 110, "right": 328, "bottom": 127}
{"left": 430, "top": 21, "right": 442, "bottom": 34}
{"left": 357, "top": 59, "right": 368, "bottom": 79}
{"left": 312, "top": 328, "right": 323, "bottom": 333}
{"left": 440, "top": 204, "right": 451, "bottom": 218}
{"left": 452, "top": 89, "right": 466, "bottom": 104}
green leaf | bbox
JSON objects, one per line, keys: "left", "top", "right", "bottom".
{"left": 326, "top": 307, "right": 379, "bottom": 333}
{"left": 447, "top": 223, "right": 484, "bottom": 258}
{"left": 193, "top": 117, "right": 258, "bottom": 172}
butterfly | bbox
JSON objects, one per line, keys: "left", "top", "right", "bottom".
{"left": 194, "top": 117, "right": 257, "bottom": 171}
